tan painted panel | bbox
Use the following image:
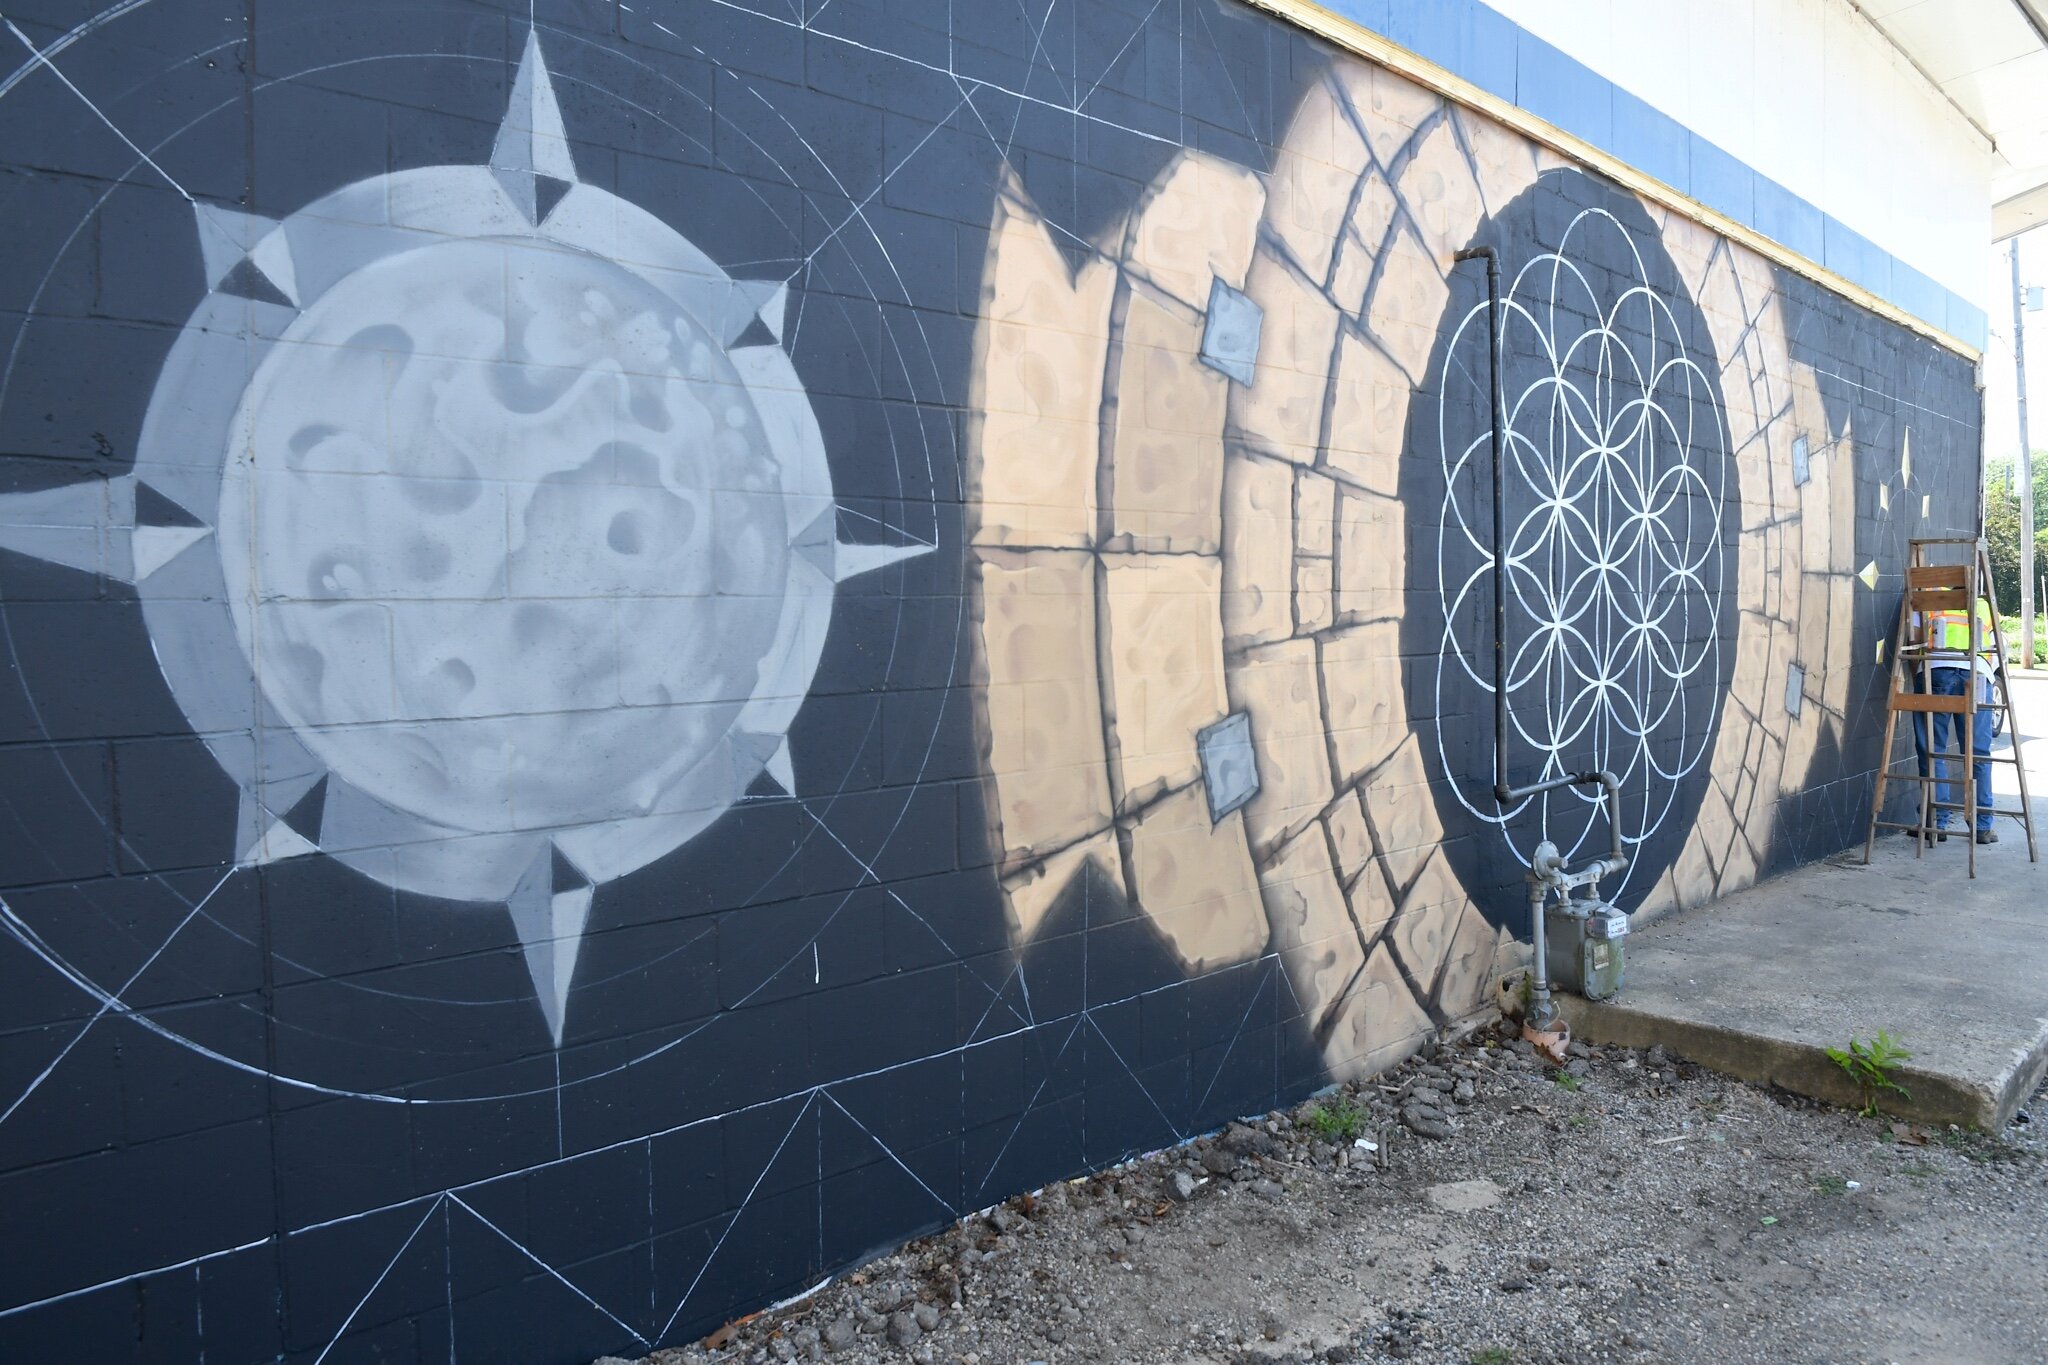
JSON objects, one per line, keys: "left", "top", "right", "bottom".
{"left": 1346, "top": 833, "right": 1398, "bottom": 944}
{"left": 1296, "top": 469, "right": 1337, "bottom": 559}
{"left": 1259, "top": 824, "right": 1363, "bottom": 1031}
{"left": 1222, "top": 449, "right": 1299, "bottom": 649}
{"left": 1434, "top": 900, "right": 1502, "bottom": 1022}
{"left": 1360, "top": 734, "right": 1444, "bottom": 893}
{"left": 1323, "top": 333, "right": 1408, "bottom": 494}
{"left": 1102, "top": 552, "right": 1228, "bottom": 807}
{"left": 1365, "top": 236, "right": 1450, "bottom": 380}
{"left": 1109, "top": 289, "right": 1228, "bottom": 553}
{"left": 1319, "top": 941, "right": 1431, "bottom": 1079}
{"left": 1230, "top": 637, "right": 1334, "bottom": 855}
{"left": 1363, "top": 66, "right": 1442, "bottom": 161}
{"left": 1127, "top": 785, "right": 1269, "bottom": 971}
{"left": 1320, "top": 615, "right": 1405, "bottom": 787}
{"left": 1389, "top": 894, "right": 1461, "bottom": 994}
{"left": 1295, "top": 556, "right": 1335, "bottom": 633}
{"left": 1458, "top": 107, "right": 1543, "bottom": 219}
{"left": 1335, "top": 486, "right": 1403, "bottom": 625}
{"left": 1234, "top": 247, "right": 1341, "bottom": 458}
{"left": 968, "top": 179, "right": 1115, "bottom": 550}
{"left": 1263, "top": 80, "right": 1368, "bottom": 283}
{"left": 967, "top": 411, "right": 1101, "bottom": 551}
{"left": 1123, "top": 151, "right": 1268, "bottom": 306}
{"left": 1396, "top": 115, "right": 1487, "bottom": 267}
{"left": 1325, "top": 788, "right": 1372, "bottom": 884}
{"left": 974, "top": 547, "right": 1113, "bottom": 869}
{"left": 1344, "top": 168, "right": 1401, "bottom": 271}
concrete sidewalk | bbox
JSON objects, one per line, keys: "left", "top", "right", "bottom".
{"left": 1561, "top": 675, "right": 2048, "bottom": 1129}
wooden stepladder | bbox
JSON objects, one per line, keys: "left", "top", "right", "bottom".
{"left": 1864, "top": 537, "right": 2037, "bottom": 877}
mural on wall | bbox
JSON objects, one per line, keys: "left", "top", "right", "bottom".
{"left": 967, "top": 63, "right": 1978, "bottom": 1084}
{"left": 0, "top": 2, "right": 1980, "bottom": 1360}
{"left": 0, "top": 32, "right": 932, "bottom": 1045}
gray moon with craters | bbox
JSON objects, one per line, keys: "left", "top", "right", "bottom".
{"left": 219, "top": 239, "right": 789, "bottom": 836}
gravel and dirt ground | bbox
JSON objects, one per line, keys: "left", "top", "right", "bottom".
{"left": 603, "top": 1021, "right": 2048, "bottom": 1365}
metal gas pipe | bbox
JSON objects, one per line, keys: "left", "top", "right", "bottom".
{"left": 1452, "top": 246, "right": 1630, "bottom": 1045}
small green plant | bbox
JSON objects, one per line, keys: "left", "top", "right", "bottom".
{"left": 1471, "top": 1349, "right": 1515, "bottom": 1365}
{"left": 1550, "top": 1068, "right": 1582, "bottom": 1092}
{"left": 1303, "top": 1094, "right": 1366, "bottom": 1143}
{"left": 1825, "top": 1032, "right": 1912, "bottom": 1117}
{"left": 1813, "top": 1174, "right": 1850, "bottom": 1196}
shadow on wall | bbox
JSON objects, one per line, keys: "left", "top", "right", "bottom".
{"left": 966, "top": 62, "right": 1975, "bottom": 1085}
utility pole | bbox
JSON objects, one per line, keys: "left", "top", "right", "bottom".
{"left": 2015, "top": 240, "right": 2037, "bottom": 669}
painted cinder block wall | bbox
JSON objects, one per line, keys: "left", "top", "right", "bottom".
{"left": 0, "top": 1, "right": 1979, "bottom": 1360}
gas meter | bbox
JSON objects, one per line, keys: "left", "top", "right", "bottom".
{"left": 1543, "top": 895, "right": 1628, "bottom": 1001}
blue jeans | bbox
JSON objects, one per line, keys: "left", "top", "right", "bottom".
{"left": 1912, "top": 668, "right": 1994, "bottom": 831}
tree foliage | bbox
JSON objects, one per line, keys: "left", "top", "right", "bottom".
{"left": 1983, "top": 456, "right": 2048, "bottom": 614}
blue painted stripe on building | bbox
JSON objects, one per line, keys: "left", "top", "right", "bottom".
{"left": 1752, "top": 174, "right": 1825, "bottom": 266}
{"left": 1688, "top": 134, "right": 1754, "bottom": 226}
{"left": 1609, "top": 88, "right": 1689, "bottom": 195}
{"left": 1949, "top": 296, "right": 1989, "bottom": 348}
{"left": 1311, "top": 0, "right": 1985, "bottom": 348}
{"left": 1516, "top": 33, "right": 1611, "bottom": 148}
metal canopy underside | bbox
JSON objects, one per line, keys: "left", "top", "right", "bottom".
{"left": 1858, "top": 0, "right": 2048, "bottom": 239}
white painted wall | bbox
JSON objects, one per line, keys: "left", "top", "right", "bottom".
{"left": 1478, "top": 0, "right": 1995, "bottom": 309}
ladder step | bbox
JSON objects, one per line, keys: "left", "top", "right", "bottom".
{"left": 1889, "top": 694, "right": 1974, "bottom": 714}
{"left": 1907, "top": 565, "right": 1969, "bottom": 587}
{"left": 1891, "top": 754, "right": 2025, "bottom": 767}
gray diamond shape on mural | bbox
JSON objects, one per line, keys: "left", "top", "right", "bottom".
{"left": 1200, "top": 276, "right": 1263, "bottom": 385}
{"left": 1197, "top": 711, "right": 1261, "bottom": 823}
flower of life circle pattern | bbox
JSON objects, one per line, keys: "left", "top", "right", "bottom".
{"left": 1432, "top": 207, "right": 1727, "bottom": 894}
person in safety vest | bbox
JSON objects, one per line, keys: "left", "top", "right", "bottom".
{"left": 1907, "top": 594, "right": 1999, "bottom": 844}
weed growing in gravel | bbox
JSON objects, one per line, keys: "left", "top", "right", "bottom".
{"left": 1550, "top": 1069, "right": 1582, "bottom": 1092}
{"left": 1813, "top": 1174, "right": 1851, "bottom": 1196}
{"left": 1303, "top": 1095, "right": 1367, "bottom": 1143}
{"left": 1825, "top": 1032, "right": 1912, "bottom": 1117}
{"left": 1470, "top": 1349, "right": 1514, "bottom": 1365}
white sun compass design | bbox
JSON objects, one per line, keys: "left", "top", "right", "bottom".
{"left": 0, "top": 35, "right": 929, "bottom": 1043}
{"left": 1434, "top": 207, "right": 1726, "bottom": 890}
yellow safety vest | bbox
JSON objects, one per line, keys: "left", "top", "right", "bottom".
{"left": 1923, "top": 598, "right": 1995, "bottom": 656}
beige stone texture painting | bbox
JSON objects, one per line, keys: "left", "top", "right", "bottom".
{"left": 966, "top": 56, "right": 1911, "bottom": 1082}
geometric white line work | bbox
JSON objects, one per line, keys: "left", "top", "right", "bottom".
{"left": 0, "top": 945, "right": 1301, "bottom": 1338}
{"left": 1434, "top": 205, "right": 1727, "bottom": 895}
{"left": 0, "top": 869, "right": 231, "bottom": 1128}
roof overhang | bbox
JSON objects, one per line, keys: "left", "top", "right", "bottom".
{"left": 1857, "top": 0, "right": 2048, "bottom": 241}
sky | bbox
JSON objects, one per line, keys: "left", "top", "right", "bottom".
{"left": 1981, "top": 224, "right": 2048, "bottom": 467}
